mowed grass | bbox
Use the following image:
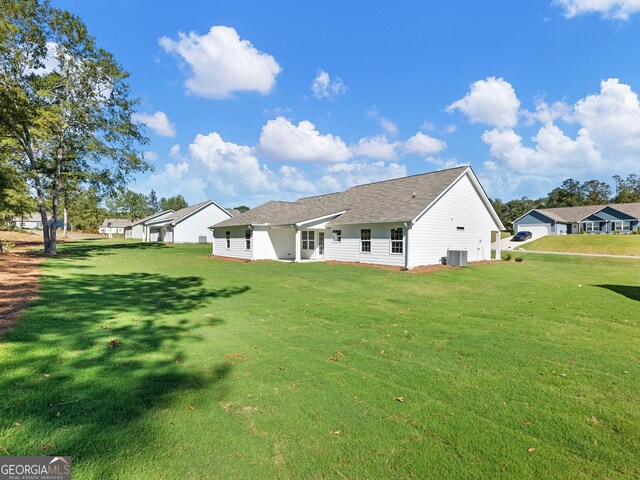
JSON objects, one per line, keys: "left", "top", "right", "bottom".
{"left": 1, "top": 240, "right": 639, "bottom": 479}
{"left": 521, "top": 234, "right": 640, "bottom": 256}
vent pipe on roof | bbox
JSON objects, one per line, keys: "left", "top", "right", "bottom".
{"left": 412, "top": 192, "right": 416, "bottom": 198}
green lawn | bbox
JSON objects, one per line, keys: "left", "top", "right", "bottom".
{"left": 521, "top": 234, "right": 640, "bottom": 256}
{"left": 1, "top": 241, "right": 639, "bottom": 479}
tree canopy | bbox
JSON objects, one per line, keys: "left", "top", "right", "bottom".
{"left": 0, "top": 0, "right": 150, "bottom": 253}
{"left": 159, "top": 194, "right": 188, "bottom": 212}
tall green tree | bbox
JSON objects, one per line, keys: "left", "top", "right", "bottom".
{"left": 106, "top": 189, "right": 150, "bottom": 220}
{"left": 147, "top": 189, "right": 159, "bottom": 213}
{"left": 0, "top": 0, "right": 150, "bottom": 253}
{"left": 581, "top": 179, "right": 611, "bottom": 205}
{"left": 159, "top": 194, "right": 188, "bottom": 212}
{"left": 612, "top": 174, "right": 640, "bottom": 203}
{"left": 546, "top": 178, "right": 584, "bottom": 208}
{"left": 65, "top": 185, "right": 106, "bottom": 232}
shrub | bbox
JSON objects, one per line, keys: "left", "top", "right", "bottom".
{"left": 503, "top": 253, "right": 512, "bottom": 262}
{"left": 515, "top": 257, "right": 524, "bottom": 262}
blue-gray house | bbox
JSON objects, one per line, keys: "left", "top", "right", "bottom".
{"left": 513, "top": 203, "right": 640, "bottom": 237}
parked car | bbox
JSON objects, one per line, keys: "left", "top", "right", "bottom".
{"left": 512, "top": 231, "right": 532, "bottom": 241}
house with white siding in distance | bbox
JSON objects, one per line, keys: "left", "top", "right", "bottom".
{"left": 143, "top": 200, "right": 233, "bottom": 243}
{"left": 99, "top": 218, "right": 130, "bottom": 235}
{"left": 210, "top": 166, "right": 504, "bottom": 268}
{"left": 124, "top": 210, "right": 174, "bottom": 239}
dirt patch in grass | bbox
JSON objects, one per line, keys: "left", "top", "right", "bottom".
{"left": 0, "top": 231, "right": 49, "bottom": 336}
{"left": 203, "top": 255, "right": 252, "bottom": 263}
{"left": 0, "top": 251, "right": 44, "bottom": 336}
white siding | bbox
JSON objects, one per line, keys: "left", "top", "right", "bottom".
{"left": 131, "top": 224, "right": 144, "bottom": 239}
{"left": 173, "top": 203, "right": 231, "bottom": 243}
{"left": 268, "top": 228, "right": 296, "bottom": 260}
{"left": 409, "top": 172, "right": 498, "bottom": 268}
{"left": 214, "top": 227, "right": 253, "bottom": 260}
{"left": 324, "top": 223, "right": 406, "bottom": 267}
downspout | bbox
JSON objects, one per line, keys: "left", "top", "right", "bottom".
{"left": 404, "top": 222, "right": 412, "bottom": 270}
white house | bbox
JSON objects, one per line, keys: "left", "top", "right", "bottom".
{"left": 211, "top": 166, "right": 505, "bottom": 268}
{"left": 124, "top": 210, "right": 174, "bottom": 239}
{"left": 99, "top": 218, "right": 130, "bottom": 235}
{"left": 10, "top": 213, "right": 68, "bottom": 230}
{"left": 144, "top": 201, "right": 233, "bottom": 243}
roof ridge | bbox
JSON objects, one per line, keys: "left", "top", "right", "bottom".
{"left": 345, "top": 165, "right": 468, "bottom": 190}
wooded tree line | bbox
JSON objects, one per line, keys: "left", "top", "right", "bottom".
{"left": 492, "top": 174, "right": 640, "bottom": 232}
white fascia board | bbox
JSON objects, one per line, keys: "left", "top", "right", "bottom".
{"left": 295, "top": 211, "right": 346, "bottom": 227}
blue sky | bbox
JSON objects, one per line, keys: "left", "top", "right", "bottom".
{"left": 53, "top": 0, "right": 640, "bottom": 207}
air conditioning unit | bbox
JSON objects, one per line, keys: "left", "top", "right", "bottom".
{"left": 198, "top": 235, "right": 208, "bottom": 244}
{"left": 447, "top": 249, "right": 468, "bottom": 267}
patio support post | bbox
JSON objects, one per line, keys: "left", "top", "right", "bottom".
{"left": 295, "top": 226, "right": 301, "bottom": 263}
{"left": 494, "top": 231, "right": 501, "bottom": 260}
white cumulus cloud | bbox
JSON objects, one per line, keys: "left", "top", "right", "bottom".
{"left": 311, "top": 70, "right": 347, "bottom": 100}
{"left": 555, "top": 0, "right": 640, "bottom": 19}
{"left": 258, "top": 117, "right": 351, "bottom": 163}
{"left": 136, "top": 162, "right": 208, "bottom": 203}
{"left": 351, "top": 135, "right": 400, "bottom": 161}
{"left": 133, "top": 111, "right": 176, "bottom": 137}
{"left": 447, "top": 77, "right": 521, "bottom": 128}
{"left": 188, "top": 132, "right": 275, "bottom": 195}
{"left": 159, "top": 26, "right": 281, "bottom": 99}
{"left": 320, "top": 161, "right": 407, "bottom": 192}
{"left": 404, "top": 132, "right": 447, "bottom": 155}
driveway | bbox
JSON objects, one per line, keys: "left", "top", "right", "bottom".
{"left": 492, "top": 234, "right": 541, "bottom": 251}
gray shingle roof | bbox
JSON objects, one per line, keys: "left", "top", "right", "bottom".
{"left": 527, "top": 203, "right": 640, "bottom": 223}
{"left": 128, "top": 210, "right": 174, "bottom": 227}
{"left": 146, "top": 201, "right": 215, "bottom": 226}
{"left": 100, "top": 218, "right": 131, "bottom": 228}
{"left": 214, "top": 166, "right": 471, "bottom": 228}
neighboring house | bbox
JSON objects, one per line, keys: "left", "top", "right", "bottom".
{"left": 99, "top": 218, "right": 131, "bottom": 235}
{"left": 211, "top": 166, "right": 505, "bottom": 268}
{"left": 513, "top": 203, "right": 640, "bottom": 237}
{"left": 124, "top": 210, "right": 174, "bottom": 239}
{"left": 144, "top": 200, "right": 232, "bottom": 243}
{"left": 11, "top": 213, "right": 67, "bottom": 230}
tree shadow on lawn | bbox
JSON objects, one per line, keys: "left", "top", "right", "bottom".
{"left": 0, "top": 271, "right": 249, "bottom": 472}
{"left": 594, "top": 284, "right": 640, "bottom": 302}
{"left": 53, "top": 239, "right": 170, "bottom": 260}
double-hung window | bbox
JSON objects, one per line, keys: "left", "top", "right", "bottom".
{"left": 584, "top": 222, "right": 600, "bottom": 233}
{"left": 244, "top": 229, "right": 251, "bottom": 250}
{"left": 302, "top": 231, "right": 315, "bottom": 250}
{"left": 360, "top": 229, "right": 371, "bottom": 253}
{"left": 332, "top": 230, "right": 342, "bottom": 242}
{"left": 225, "top": 231, "right": 231, "bottom": 248}
{"left": 614, "top": 221, "right": 630, "bottom": 232}
{"left": 390, "top": 228, "right": 403, "bottom": 254}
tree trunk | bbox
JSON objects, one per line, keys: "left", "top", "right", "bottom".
{"left": 22, "top": 129, "right": 52, "bottom": 253}
{"left": 48, "top": 150, "right": 63, "bottom": 255}
{"left": 63, "top": 203, "right": 68, "bottom": 239}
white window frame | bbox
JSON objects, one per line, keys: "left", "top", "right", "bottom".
{"left": 244, "top": 229, "right": 252, "bottom": 250}
{"left": 390, "top": 227, "right": 403, "bottom": 254}
{"left": 584, "top": 221, "right": 600, "bottom": 233}
{"left": 225, "top": 231, "right": 231, "bottom": 249}
{"left": 332, "top": 229, "right": 341, "bottom": 242}
{"left": 360, "top": 229, "right": 371, "bottom": 253}
{"left": 613, "top": 221, "right": 630, "bottom": 231}
{"left": 302, "top": 230, "right": 315, "bottom": 250}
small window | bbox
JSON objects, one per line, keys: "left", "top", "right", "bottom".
{"left": 302, "top": 231, "right": 315, "bottom": 250}
{"left": 244, "top": 229, "right": 251, "bottom": 250}
{"left": 332, "top": 230, "right": 342, "bottom": 242}
{"left": 360, "top": 229, "right": 371, "bottom": 253}
{"left": 390, "top": 228, "right": 403, "bottom": 254}
{"left": 225, "top": 231, "right": 231, "bottom": 248}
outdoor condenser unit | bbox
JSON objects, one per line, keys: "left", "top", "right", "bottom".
{"left": 447, "top": 249, "right": 468, "bottom": 267}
